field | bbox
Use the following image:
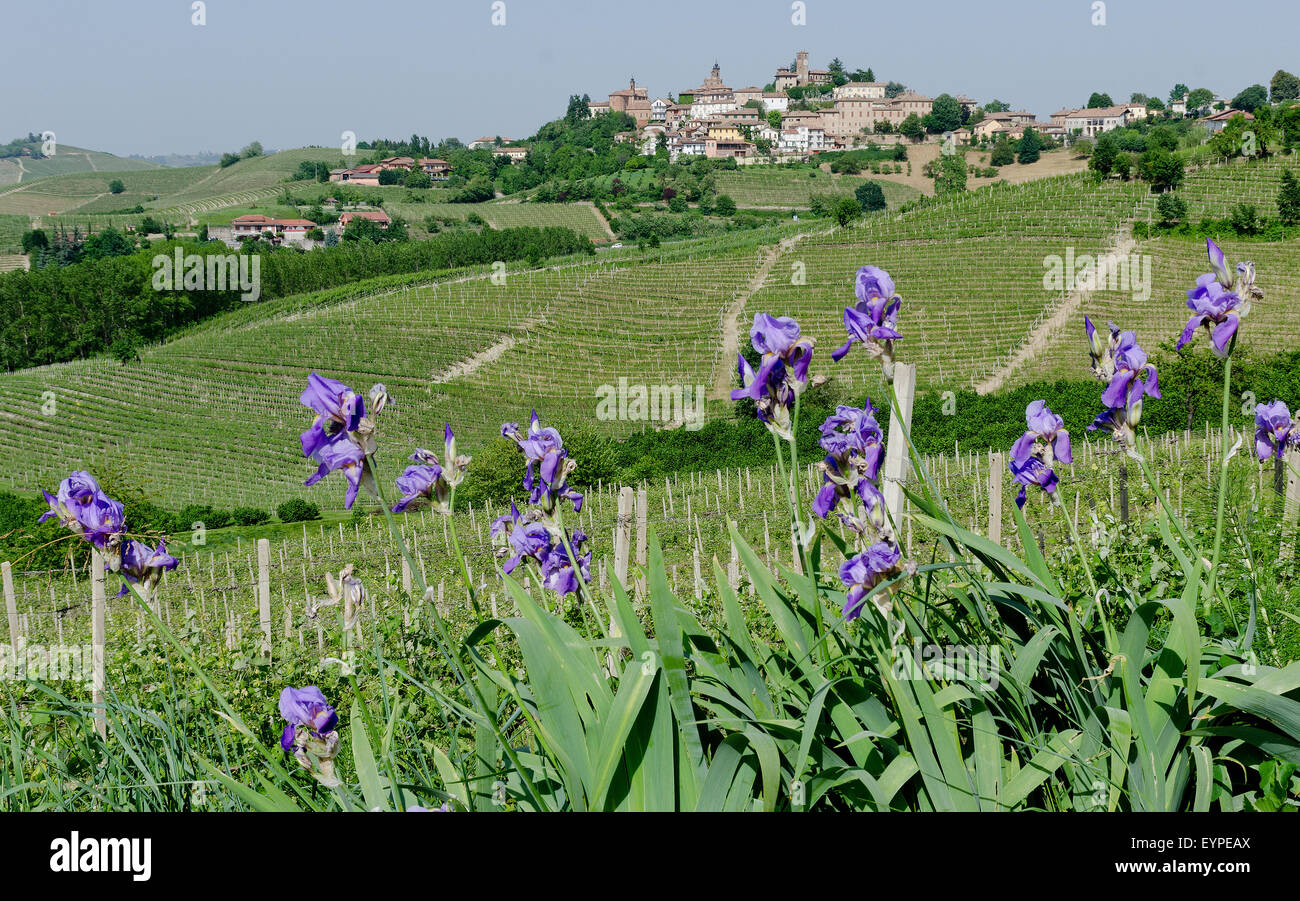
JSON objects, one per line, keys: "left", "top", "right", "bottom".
{"left": 716, "top": 167, "right": 921, "bottom": 208}
{"left": 3, "top": 155, "right": 1300, "bottom": 816}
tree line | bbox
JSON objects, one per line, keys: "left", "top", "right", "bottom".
{"left": 0, "top": 226, "right": 593, "bottom": 371}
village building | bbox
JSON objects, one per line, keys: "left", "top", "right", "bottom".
{"left": 231, "top": 215, "right": 316, "bottom": 241}
{"left": 833, "top": 81, "right": 887, "bottom": 100}
{"left": 337, "top": 210, "right": 392, "bottom": 231}
{"left": 1204, "top": 108, "right": 1253, "bottom": 133}
{"left": 491, "top": 146, "right": 529, "bottom": 163}
{"left": 417, "top": 158, "right": 452, "bottom": 179}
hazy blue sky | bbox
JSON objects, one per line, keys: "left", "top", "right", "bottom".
{"left": 7, "top": 0, "right": 1298, "bottom": 156}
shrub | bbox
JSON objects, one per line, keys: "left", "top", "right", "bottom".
{"left": 1156, "top": 191, "right": 1187, "bottom": 226}
{"left": 231, "top": 506, "right": 271, "bottom": 526}
{"left": 277, "top": 498, "right": 321, "bottom": 523}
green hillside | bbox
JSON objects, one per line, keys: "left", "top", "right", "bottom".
{"left": 0, "top": 145, "right": 161, "bottom": 187}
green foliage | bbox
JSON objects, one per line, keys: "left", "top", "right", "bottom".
{"left": 231, "top": 506, "right": 271, "bottom": 527}
{"left": 854, "top": 180, "right": 886, "bottom": 212}
{"left": 990, "top": 138, "right": 1016, "bottom": 167}
{"left": 832, "top": 196, "right": 862, "bottom": 225}
{"left": 1232, "top": 84, "right": 1269, "bottom": 113}
{"left": 0, "top": 226, "right": 593, "bottom": 370}
{"left": 108, "top": 179, "right": 125, "bottom": 194}
{"left": 1087, "top": 92, "right": 1114, "bottom": 109}
{"left": 1278, "top": 170, "right": 1300, "bottom": 225}
{"left": 1016, "top": 127, "right": 1042, "bottom": 165}
{"left": 933, "top": 152, "right": 967, "bottom": 196}
{"left": 1272, "top": 70, "right": 1300, "bottom": 103}
{"left": 1155, "top": 191, "right": 1187, "bottom": 226}
{"left": 276, "top": 498, "right": 321, "bottom": 523}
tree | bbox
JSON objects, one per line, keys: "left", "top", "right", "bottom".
{"left": 898, "top": 114, "right": 924, "bottom": 140}
{"left": 1278, "top": 170, "right": 1300, "bottom": 226}
{"left": 1186, "top": 88, "right": 1214, "bottom": 112}
{"left": 832, "top": 196, "right": 861, "bottom": 226}
{"left": 20, "top": 228, "right": 48, "bottom": 254}
{"left": 1087, "top": 92, "right": 1114, "bottom": 109}
{"left": 1155, "top": 191, "right": 1187, "bottom": 226}
{"left": 1231, "top": 84, "right": 1269, "bottom": 113}
{"left": 1138, "top": 146, "right": 1190, "bottom": 191}
{"left": 241, "top": 141, "right": 263, "bottom": 158}
{"left": 1016, "top": 127, "right": 1042, "bottom": 164}
{"left": 1228, "top": 202, "right": 1259, "bottom": 235}
{"left": 989, "top": 138, "right": 1015, "bottom": 167}
{"left": 884, "top": 81, "right": 905, "bottom": 99}
{"left": 767, "top": 110, "right": 782, "bottom": 130}
{"left": 855, "top": 180, "right": 886, "bottom": 212}
{"left": 403, "top": 169, "right": 432, "bottom": 189}
{"left": 1090, "top": 132, "right": 1118, "bottom": 175}
{"left": 928, "top": 94, "right": 962, "bottom": 133}
{"left": 1271, "top": 70, "right": 1300, "bottom": 103}
{"left": 984, "top": 99, "right": 1011, "bottom": 113}
{"left": 108, "top": 179, "right": 125, "bottom": 194}
{"left": 933, "top": 152, "right": 966, "bottom": 196}
{"left": 1169, "top": 83, "right": 1190, "bottom": 103}
{"left": 714, "top": 194, "right": 736, "bottom": 216}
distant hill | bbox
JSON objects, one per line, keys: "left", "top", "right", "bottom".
{"left": 0, "top": 144, "right": 161, "bottom": 187}
{"left": 129, "top": 152, "right": 224, "bottom": 168}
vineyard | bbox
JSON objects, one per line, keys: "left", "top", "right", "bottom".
{"left": 3, "top": 155, "right": 1300, "bottom": 817}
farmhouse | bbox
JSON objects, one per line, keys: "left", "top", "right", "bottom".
{"left": 328, "top": 164, "right": 381, "bottom": 186}
{"left": 491, "top": 146, "right": 529, "bottom": 163}
{"left": 417, "top": 158, "right": 452, "bottom": 179}
{"left": 337, "top": 210, "right": 391, "bottom": 231}
{"left": 468, "top": 136, "right": 512, "bottom": 150}
{"left": 833, "top": 81, "right": 887, "bottom": 100}
{"left": 230, "top": 215, "right": 316, "bottom": 241}
{"left": 1204, "top": 108, "right": 1253, "bottom": 133}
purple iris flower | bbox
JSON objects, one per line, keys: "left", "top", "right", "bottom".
{"left": 305, "top": 439, "right": 367, "bottom": 509}
{"left": 813, "top": 402, "right": 886, "bottom": 520}
{"left": 1008, "top": 456, "right": 1059, "bottom": 509}
{"left": 748, "top": 313, "right": 814, "bottom": 387}
{"left": 541, "top": 530, "right": 591, "bottom": 596}
{"left": 832, "top": 265, "right": 903, "bottom": 366}
{"left": 1099, "top": 332, "right": 1160, "bottom": 409}
{"left": 838, "top": 541, "right": 902, "bottom": 620}
{"left": 392, "top": 463, "right": 442, "bottom": 513}
{"left": 505, "top": 520, "right": 552, "bottom": 574}
{"left": 114, "top": 538, "right": 179, "bottom": 598}
{"left": 38, "top": 471, "right": 125, "bottom": 551}
{"left": 278, "top": 686, "right": 338, "bottom": 752}
{"left": 1010, "top": 400, "right": 1073, "bottom": 469}
{"left": 818, "top": 402, "right": 884, "bottom": 471}
{"left": 1255, "top": 401, "right": 1299, "bottom": 461}
{"left": 1178, "top": 275, "right": 1242, "bottom": 357}
{"left": 502, "top": 411, "right": 584, "bottom": 513}
{"left": 299, "top": 372, "right": 365, "bottom": 458}
{"left": 1177, "top": 239, "right": 1245, "bottom": 358}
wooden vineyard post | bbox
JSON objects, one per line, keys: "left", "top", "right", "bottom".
{"left": 635, "top": 486, "right": 648, "bottom": 598}
{"left": 1282, "top": 449, "right": 1300, "bottom": 560}
{"left": 614, "top": 487, "right": 633, "bottom": 589}
{"left": 257, "top": 539, "right": 272, "bottom": 662}
{"left": 987, "top": 452, "right": 1004, "bottom": 547}
{"left": 2, "top": 562, "right": 17, "bottom": 656}
{"left": 882, "top": 363, "right": 917, "bottom": 534}
{"left": 90, "top": 549, "right": 107, "bottom": 740}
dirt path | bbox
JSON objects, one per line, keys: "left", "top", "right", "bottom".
{"left": 430, "top": 329, "right": 526, "bottom": 385}
{"left": 583, "top": 200, "right": 616, "bottom": 241}
{"left": 976, "top": 227, "right": 1135, "bottom": 394}
{"left": 708, "top": 234, "right": 804, "bottom": 400}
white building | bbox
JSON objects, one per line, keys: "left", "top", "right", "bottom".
{"left": 760, "top": 92, "right": 789, "bottom": 113}
{"left": 833, "top": 81, "right": 887, "bottom": 100}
